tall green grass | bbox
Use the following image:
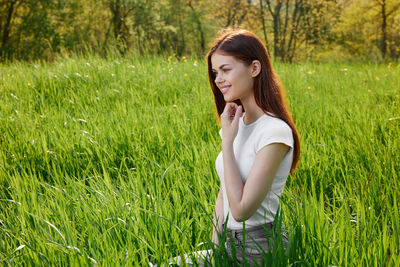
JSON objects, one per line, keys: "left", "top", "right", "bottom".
{"left": 0, "top": 55, "right": 399, "bottom": 266}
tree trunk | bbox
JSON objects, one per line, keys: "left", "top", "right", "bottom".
{"left": 188, "top": 0, "right": 205, "bottom": 55}
{"left": 2, "top": 0, "right": 17, "bottom": 50}
{"left": 225, "top": 0, "right": 241, "bottom": 27}
{"left": 110, "top": 0, "right": 122, "bottom": 39}
{"left": 259, "top": 0, "right": 269, "bottom": 49}
{"left": 280, "top": 0, "right": 290, "bottom": 61}
{"left": 380, "top": 0, "right": 387, "bottom": 58}
{"left": 273, "top": 14, "right": 279, "bottom": 58}
{"left": 176, "top": 1, "right": 185, "bottom": 57}
{"left": 237, "top": 0, "right": 249, "bottom": 26}
{"left": 287, "top": 0, "right": 303, "bottom": 62}
{"left": 225, "top": 0, "right": 233, "bottom": 27}
{"left": 266, "top": 0, "right": 282, "bottom": 59}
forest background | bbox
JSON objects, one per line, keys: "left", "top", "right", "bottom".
{"left": 1, "top": 0, "right": 400, "bottom": 63}
{"left": 1, "top": 0, "right": 400, "bottom": 265}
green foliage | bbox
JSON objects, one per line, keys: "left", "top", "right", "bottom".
{"left": 0, "top": 0, "right": 61, "bottom": 61}
{"left": 335, "top": 0, "right": 400, "bottom": 60}
{"left": 0, "top": 0, "right": 399, "bottom": 62}
{"left": 0, "top": 55, "right": 399, "bottom": 265}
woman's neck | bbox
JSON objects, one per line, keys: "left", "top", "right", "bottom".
{"left": 241, "top": 96, "right": 265, "bottom": 125}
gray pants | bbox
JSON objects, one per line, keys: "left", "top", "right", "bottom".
{"left": 221, "top": 222, "right": 288, "bottom": 266}
{"left": 153, "top": 222, "right": 288, "bottom": 266}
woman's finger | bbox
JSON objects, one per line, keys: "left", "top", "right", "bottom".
{"left": 222, "top": 102, "right": 237, "bottom": 118}
{"left": 233, "top": 105, "right": 242, "bottom": 123}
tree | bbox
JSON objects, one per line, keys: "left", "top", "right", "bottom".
{"left": 335, "top": 0, "right": 400, "bottom": 60}
{"left": 188, "top": 0, "right": 206, "bottom": 55}
{"left": 260, "top": 0, "right": 339, "bottom": 62}
{"left": 1, "top": 0, "right": 17, "bottom": 53}
{"left": 0, "top": 0, "right": 61, "bottom": 61}
{"left": 103, "top": 0, "right": 136, "bottom": 54}
{"left": 374, "top": 0, "right": 400, "bottom": 58}
{"left": 259, "top": 0, "right": 269, "bottom": 49}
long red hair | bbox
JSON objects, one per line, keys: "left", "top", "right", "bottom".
{"left": 205, "top": 28, "right": 300, "bottom": 173}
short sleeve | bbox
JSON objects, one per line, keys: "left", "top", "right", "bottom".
{"left": 255, "top": 120, "right": 294, "bottom": 154}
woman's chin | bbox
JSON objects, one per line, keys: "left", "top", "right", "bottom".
{"left": 223, "top": 93, "right": 233, "bottom": 101}
{"left": 224, "top": 95, "right": 238, "bottom": 103}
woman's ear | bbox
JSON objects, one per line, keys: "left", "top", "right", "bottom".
{"left": 250, "top": 60, "right": 261, "bottom": 77}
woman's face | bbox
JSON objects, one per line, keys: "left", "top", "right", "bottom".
{"left": 211, "top": 52, "right": 255, "bottom": 102}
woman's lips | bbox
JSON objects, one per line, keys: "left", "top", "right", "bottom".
{"left": 221, "top": 86, "right": 231, "bottom": 94}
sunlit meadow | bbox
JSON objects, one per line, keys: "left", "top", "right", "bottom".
{"left": 0, "top": 54, "right": 399, "bottom": 266}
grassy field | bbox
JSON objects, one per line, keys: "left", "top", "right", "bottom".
{"left": 0, "top": 54, "right": 399, "bottom": 266}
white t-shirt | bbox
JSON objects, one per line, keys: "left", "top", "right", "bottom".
{"left": 215, "top": 112, "right": 294, "bottom": 230}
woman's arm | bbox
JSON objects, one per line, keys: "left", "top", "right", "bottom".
{"left": 222, "top": 141, "right": 289, "bottom": 222}
{"left": 219, "top": 103, "right": 291, "bottom": 223}
{"left": 212, "top": 188, "right": 224, "bottom": 245}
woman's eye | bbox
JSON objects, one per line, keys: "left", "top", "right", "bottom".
{"left": 212, "top": 69, "right": 229, "bottom": 76}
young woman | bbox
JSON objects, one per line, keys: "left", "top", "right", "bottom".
{"left": 154, "top": 28, "right": 300, "bottom": 266}
{"left": 208, "top": 28, "right": 300, "bottom": 266}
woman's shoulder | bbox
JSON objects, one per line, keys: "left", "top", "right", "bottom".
{"left": 252, "top": 113, "right": 294, "bottom": 151}
{"left": 259, "top": 113, "right": 292, "bottom": 133}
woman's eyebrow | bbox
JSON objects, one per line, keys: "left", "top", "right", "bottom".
{"left": 212, "top": 64, "right": 230, "bottom": 71}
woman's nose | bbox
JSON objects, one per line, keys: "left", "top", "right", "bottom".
{"left": 215, "top": 73, "right": 224, "bottom": 84}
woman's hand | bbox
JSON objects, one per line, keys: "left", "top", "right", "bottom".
{"left": 221, "top": 103, "right": 243, "bottom": 144}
